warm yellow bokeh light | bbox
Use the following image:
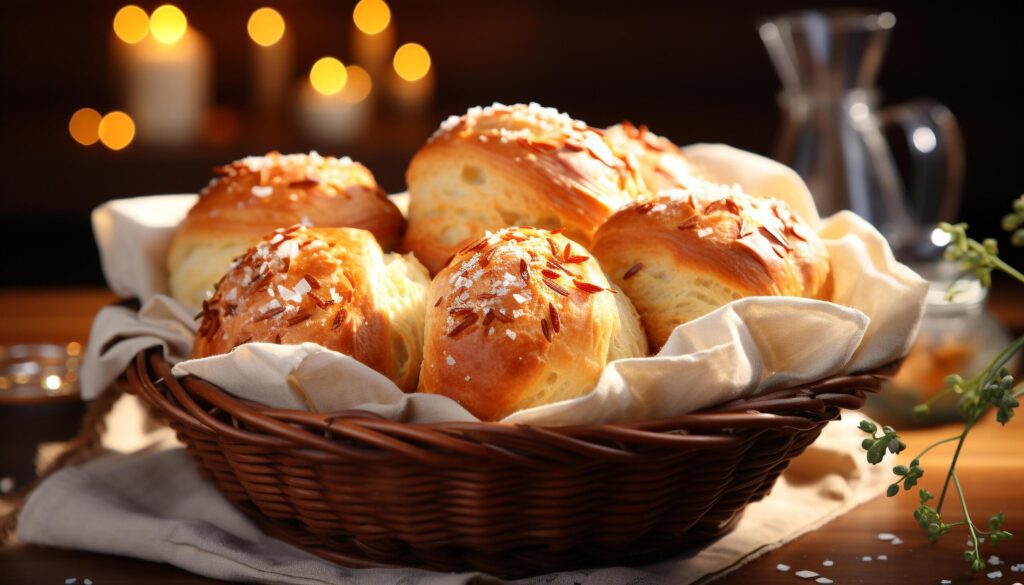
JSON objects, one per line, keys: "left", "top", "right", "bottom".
{"left": 310, "top": 57, "right": 348, "bottom": 96}
{"left": 393, "top": 43, "right": 431, "bottom": 82}
{"left": 113, "top": 5, "right": 149, "bottom": 44}
{"left": 341, "top": 65, "right": 372, "bottom": 103}
{"left": 98, "top": 111, "right": 136, "bottom": 150}
{"left": 69, "top": 108, "right": 102, "bottom": 146}
{"left": 353, "top": 0, "right": 391, "bottom": 35}
{"left": 247, "top": 7, "right": 285, "bottom": 47}
{"left": 150, "top": 4, "right": 187, "bottom": 44}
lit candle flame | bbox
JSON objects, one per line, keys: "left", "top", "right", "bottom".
{"left": 342, "top": 65, "right": 372, "bottom": 103}
{"left": 353, "top": 0, "right": 391, "bottom": 35}
{"left": 248, "top": 7, "right": 285, "bottom": 47}
{"left": 393, "top": 43, "right": 431, "bottom": 82}
{"left": 150, "top": 4, "right": 187, "bottom": 45}
{"left": 310, "top": 57, "right": 348, "bottom": 96}
{"left": 113, "top": 5, "right": 149, "bottom": 44}
{"left": 69, "top": 108, "right": 102, "bottom": 146}
{"left": 98, "top": 111, "right": 136, "bottom": 150}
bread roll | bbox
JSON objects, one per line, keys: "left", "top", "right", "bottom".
{"left": 404, "top": 103, "right": 645, "bottom": 274}
{"left": 192, "top": 226, "right": 429, "bottom": 392}
{"left": 591, "top": 185, "right": 831, "bottom": 350}
{"left": 169, "top": 152, "right": 404, "bottom": 308}
{"left": 418, "top": 226, "right": 647, "bottom": 421}
{"left": 604, "top": 121, "right": 705, "bottom": 192}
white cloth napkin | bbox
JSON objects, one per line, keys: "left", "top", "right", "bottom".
{"left": 17, "top": 413, "right": 891, "bottom": 585}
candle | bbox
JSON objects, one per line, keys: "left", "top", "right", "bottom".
{"left": 113, "top": 5, "right": 211, "bottom": 146}
{"left": 297, "top": 59, "right": 372, "bottom": 143}
{"left": 248, "top": 7, "right": 293, "bottom": 112}
{"left": 387, "top": 42, "right": 434, "bottom": 112}
{"left": 351, "top": 0, "right": 395, "bottom": 82}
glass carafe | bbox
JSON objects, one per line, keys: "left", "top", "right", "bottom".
{"left": 759, "top": 10, "right": 965, "bottom": 259}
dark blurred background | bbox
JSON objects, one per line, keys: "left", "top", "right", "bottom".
{"left": 1, "top": 0, "right": 1021, "bottom": 287}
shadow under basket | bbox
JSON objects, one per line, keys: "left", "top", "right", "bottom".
{"left": 121, "top": 348, "right": 894, "bottom": 577}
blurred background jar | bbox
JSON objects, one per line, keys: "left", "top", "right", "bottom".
{"left": 0, "top": 343, "right": 86, "bottom": 494}
{"left": 864, "top": 263, "right": 1016, "bottom": 426}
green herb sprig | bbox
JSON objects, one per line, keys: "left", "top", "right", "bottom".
{"left": 858, "top": 195, "right": 1024, "bottom": 573}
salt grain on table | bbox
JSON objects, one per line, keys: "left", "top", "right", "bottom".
{"left": 988, "top": 571, "right": 1003, "bottom": 579}
{"left": 822, "top": 559, "right": 834, "bottom": 567}
{"left": 776, "top": 564, "right": 791, "bottom": 572}
{"left": 877, "top": 554, "right": 888, "bottom": 560}
{"left": 890, "top": 537, "right": 903, "bottom": 545}
{"left": 989, "top": 555, "right": 1003, "bottom": 566}
{"left": 877, "top": 532, "right": 896, "bottom": 541}
{"left": 862, "top": 556, "right": 873, "bottom": 561}
{"left": 816, "top": 578, "right": 833, "bottom": 584}
{"left": 941, "top": 580, "right": 951, "bottom": 584}
{"left": 795, "top": 569, "right": 819, "bottom": 579}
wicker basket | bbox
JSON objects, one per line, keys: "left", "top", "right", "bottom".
{"left": 121, "top": 347, "right": 894, "bottom": 577}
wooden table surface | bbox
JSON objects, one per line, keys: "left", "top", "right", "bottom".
{"left": 1, "top": 286, "right": 1023, "bottom": 584}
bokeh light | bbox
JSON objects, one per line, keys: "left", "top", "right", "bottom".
{"left": 113, "top": 5, "right": 149, "bottom": 44}
{"left": 353, "top": 0, "right": 391, "bottom": 35}
{"left": 341, "top": 65, "right": 372, "bottom": 103}
{"left": 149, "top": 4, "right": 187, "bottom": 45}
{"left": 247, "top": 7, "right": 285, "bottom": 47}
{"left": 98, "top": 111, "right": 136, "bottom": 150}
{"left": 393, "top": 43, "right": 431, "bottom": 82}
{"left": 310, "top": 57, "right": 348, "bottom": 96}
{"left": 69, "top": 108, "right": 102, "bottom": 146}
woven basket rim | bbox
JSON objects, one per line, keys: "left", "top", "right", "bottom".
{"left": 122, "top": 348, "right": 893, "bottom": 465}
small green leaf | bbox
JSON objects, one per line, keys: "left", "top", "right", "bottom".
{"left": 887, "top": 484, "right": 900, "bottom": 497}
{"left": 859, "top": 420, "right": 877, "bottom": 434}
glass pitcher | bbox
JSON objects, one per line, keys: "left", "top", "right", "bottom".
{"left": 759, "top": 10, "right": 965, "bottom": 259}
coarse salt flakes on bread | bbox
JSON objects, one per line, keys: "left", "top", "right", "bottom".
{"left": 418, "top": 226, "right": 647, "bottom": 420}
{"left": 168, "top": 152, "right": 404, "bottom": 308}
{"left": 403, "top": 103, "right": 645, "bottom": 274}
{"left": 192, "top": 226, "right": 429, "bottom": 392}
{"left": 592, "top": 183, "right": 831, "bottom": 350}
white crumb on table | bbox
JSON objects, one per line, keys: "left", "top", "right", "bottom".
{"left": 776, "top": 564, "right": 790, "bottom": 572}
{"left": 989, "top": 555, "right": 1003, "bottom": 565}
{"left": 877, "top": 554, "right": 888, "bottom": 560}
{"left": 795, "top": 570, "right": 818, "bottom": 578}
{"left": 890, "top": 537, "right": 903, "bottom": 545}
{"left": 445, "top": 355, "right": 456, "bottom": 366}
{"left": 822, "top": 559, "right": 834, "bottom": 567}
{"left": 877, "top": 532, "right": 896, "bottom": 541}
{"left": 65, "top": 580, "right": 77, "bottom": 585}
{"left": 862, "top": 555, "right": 873, "bottom": 561}
{"left": 816, "top": 578, "right": 833, "bottom": 585}
{"left": 987, "top": 570, "right": 1002, "bottom": 579}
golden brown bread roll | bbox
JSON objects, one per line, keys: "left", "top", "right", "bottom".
{"left": 169, "top": 152, "right": 404, "bottom": 308}
{"left": 418, "top": 226, "right": 648, "bottom": 421}
{"left": 591, "top": 185, "right": 831, "bottom": 350}
{"left": 404, "top": 103, "right": 645, "bottom": 274}
{"left": 192, "top": 226, "right": 429, "bottom": 392}
{"left": 604, "top": 121, "right": 706, "bottom": 192}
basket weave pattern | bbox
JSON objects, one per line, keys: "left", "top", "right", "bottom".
{"left": 122, "top": 348, "right": 890, "bottom": 576}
